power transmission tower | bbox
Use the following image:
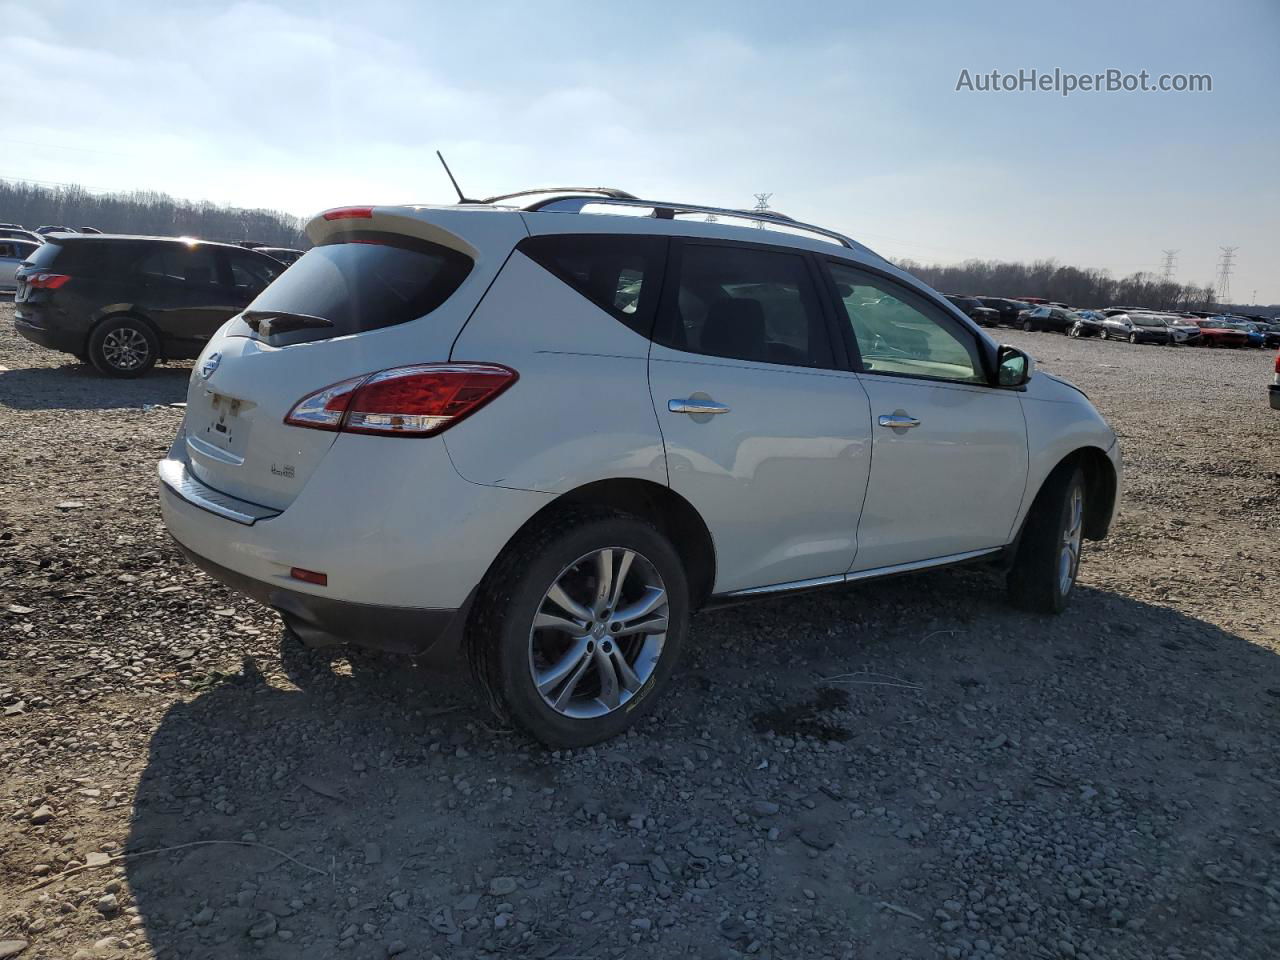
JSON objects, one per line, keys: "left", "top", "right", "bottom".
{"left": 1159, "top": 249, "right": 1178, "bottom": 282}
{"left": 1215, "top": 246, "right": 1238, "bottom": 305}
{"left": 752, "top": 193, "right": 772, "bottom": 229}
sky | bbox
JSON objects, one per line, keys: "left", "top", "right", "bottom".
{"left": 1, "top": 0, "right": 1276, "bottom": 301}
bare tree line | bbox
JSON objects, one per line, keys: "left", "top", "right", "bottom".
{"left": 0, "top": 180, "right": 307, "bottom": 248}
{"left": 897, "top": 257, "right": 1223, "bottom": 312}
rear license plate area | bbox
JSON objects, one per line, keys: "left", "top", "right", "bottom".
{"left": 196, "top": 392, "right": 250, "bottom": 459}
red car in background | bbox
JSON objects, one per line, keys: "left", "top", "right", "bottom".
{"left": 1193, "top": 319, "right": 1249, "bottom": 347}
{"left": 1271, "top": 349, "right": 1280, "bottom": 410}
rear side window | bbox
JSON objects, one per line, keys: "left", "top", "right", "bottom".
{"left": 228, "top": 252, "right": 279, "bottom": 292}
{"left": 656, "top": 242, "right": 834, "bottom": 368}
{"left": 139, "top": 246, "right": 221, "bottom": 286}
{"left": 519, "top": 234, "right": 666, "bottom": 337}
{"left": 239, "top": 233, "right": 472, "bottom": 344}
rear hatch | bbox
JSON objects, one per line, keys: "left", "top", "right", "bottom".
{"left": 13, "top": 240, "right": 64, "bottom": 303}
{"left": 179, "top": 206, "right": 527, "bottom": 510}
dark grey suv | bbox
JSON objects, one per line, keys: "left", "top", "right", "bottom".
{"left": 13, "top": 235, "right": 283, "bottom": 376}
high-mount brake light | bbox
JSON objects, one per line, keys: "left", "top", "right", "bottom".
{"left": 322, "top": 206, "right": 375, "bottom": 221}
{"left": 28, "top": 273, "right": 70, "bottom": 289}
{"left": 283, "top": 364, "right": 518, "bottom": 438}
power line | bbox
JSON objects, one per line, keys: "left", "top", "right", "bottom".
{"left": 1215, "top": 246, "right": 1238, "bottom": 305}
{"left": 1160, "top": 249, "right": 1178, "bottom": 282}
{"left": 752, "top": 192, "right": 772, "bottom": 230}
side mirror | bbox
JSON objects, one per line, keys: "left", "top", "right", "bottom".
{"left": 997, "top": 345, "right": 1033, "bottom": 387}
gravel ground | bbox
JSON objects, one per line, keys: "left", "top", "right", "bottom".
{"left": 1, "top": 302, "right": 1278, "bottom": 960}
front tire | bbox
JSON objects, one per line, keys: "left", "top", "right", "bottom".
{"left": 1128, "top": 332, "right": 1138, "bottom": 344}
{"left": 1008, "top": 466, "right": 1085, "bottom": 615}
{"left": 466, "top": 507, "right": 690, "bottom": 747}
{"left": 1022, "top": 320, "right": 1033, "bottom": 332}
{"left": 88, "top": 316, "right": 158, "bottom": 378}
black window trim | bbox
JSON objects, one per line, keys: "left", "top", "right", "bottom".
{"left": 819, "top": 256, "right": 1001, "bottom": 388}
{"left": 651, "top": 235, "right": 847, "bottom": 373}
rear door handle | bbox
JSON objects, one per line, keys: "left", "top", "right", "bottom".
{"left": 878, "top": 414, "right": 921, "bottom": 429}
{"left": 669, "top": 398, "right": 730, "bottom": 415}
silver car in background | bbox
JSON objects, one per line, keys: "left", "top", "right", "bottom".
{"left": 0, "top": 238, "right": 40, "bottom": 293}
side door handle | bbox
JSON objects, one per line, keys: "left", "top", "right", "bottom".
{"left": 878, "top": 413, "right": 921, "bottom": 429}
{"left": 669, "top": 398, "right": 731, "bottom": 415}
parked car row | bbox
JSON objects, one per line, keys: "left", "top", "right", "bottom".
{"left": 1011, "top": 303, "right": 1278, "bottom": 349}
{"left": 940, "top": 288, "right": 1280, "bottom": 350}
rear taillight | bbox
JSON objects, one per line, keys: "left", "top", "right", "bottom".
{"left": 28, "top": 272, "right": 69, "bottom": 289}
{"left": 1274, "top": 352, "right": 1280, "bottom": 374}
{"left": 284, "top": 364, "right": 517, "bottom": 437}
{"left": 322, "top": 206, "right": 374, "bottom": 221}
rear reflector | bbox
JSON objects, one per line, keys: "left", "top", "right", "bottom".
{"left": 289, "top": 567, "right": 328, "bottom": 586}
{"left": 322, "top": 206, "right": 374, "bottom": 221}
{"left": 29, "top": 272, "right": 70, "bottom": 289}
{"left": 284, "top": 364, "right": 518, "bottom": 438}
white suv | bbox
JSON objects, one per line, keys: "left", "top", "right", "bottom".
{"left": 158, "top": 189, "right": 1120, "bottom": 746}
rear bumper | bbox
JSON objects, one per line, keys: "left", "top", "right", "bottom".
{"left": 14, "top": 315, "right": 82, "bottom": 354}
{"left": 1270, "top": 383, "right": 1280, "bottom": 411}
{"left": 170, "top": 537, "right": 464, "bottom": 655}
{"left": 157, "top": 428, "right": 555, "bottom": 649}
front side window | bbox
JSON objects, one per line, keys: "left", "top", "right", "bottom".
{"left": 655, "top": 242, "right": 834, "bottom": 368}
{"left": 826, "top": 262, "right": 986, "bottom": 384}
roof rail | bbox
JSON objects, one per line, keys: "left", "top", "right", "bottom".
{"left": 521, "top": 193, "right": 861, "bottom": 251}
{"left": 479, "top": 186, "right": 639, "bottom": 205}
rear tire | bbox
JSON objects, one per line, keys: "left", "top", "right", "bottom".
{"left": 1008, "top": 466, "right": 1085, "bottom": 615}
{"left": 89, "top": 315, "right": 158, "bottom": 378}
{"left": 465, "top": 507, "right": 690, "bottom": 748}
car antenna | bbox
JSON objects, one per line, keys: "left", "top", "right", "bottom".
{"left": 436, "top": 151, "right": 477, "bottom": 204}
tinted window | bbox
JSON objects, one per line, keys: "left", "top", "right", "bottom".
{"left": 656, "top": 243, "right": 834, "bottom": 368}
{"left": 826, "top": 262, "right": 985, "bottom": 384}
{"left": 25, "top": 242, "right": 63, "bottom": 269}
{"left": 519, "top": 234, "right": 666, "bottom": 337}
{"left": 228, "top": 252, "right": 279, "bottom": 291}
{"left": 138, "top": 245, "right": 221, "bottom": 286}
{"left": 239, "top": 233, "right": 472, "bottom": 344}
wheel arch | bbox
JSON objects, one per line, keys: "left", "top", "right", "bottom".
{"left": 1037, "top": 446, "right": 1117, "bottom": 542}
{"left": 86, "top": 306, "right": 162, "bottom": 354}
{"left": 493, "top": 478, "right": 717, "bottom": 610}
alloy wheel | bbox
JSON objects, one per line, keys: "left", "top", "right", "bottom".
{"left": 528, "top": 547, "right": 669, "bottom": 719}
{"left": 102, "top": 327, "right": 150, "bottom": 371}
{"left": 1058, "top": 484, "right": 1084, "bottom": 596}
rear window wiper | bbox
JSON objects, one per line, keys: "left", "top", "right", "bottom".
{"left": 241, "top": 310, "right": 334, "bottom": 336}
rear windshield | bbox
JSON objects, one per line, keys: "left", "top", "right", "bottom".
{"left": 25, "top": 242, "right": 62, "bottom": 268}
{"left": 236, "top": 234, "right": 472, "bottom": 344}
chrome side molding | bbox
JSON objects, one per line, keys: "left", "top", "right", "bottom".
{"left": 721, "top": 547, "right": 1003, "bottom": 599}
